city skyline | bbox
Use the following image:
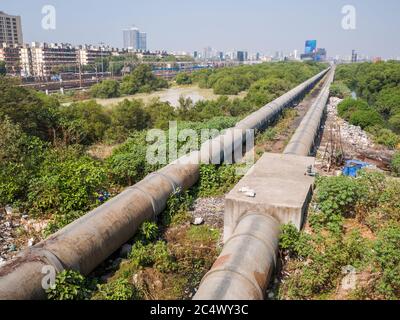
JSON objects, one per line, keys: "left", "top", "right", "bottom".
{"left": 1, "top": 0, "right": 400, "bottom": 59}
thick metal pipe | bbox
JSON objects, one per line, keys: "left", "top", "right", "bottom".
{"left": 284, "top": 69, "right": 335, "bottom": 156}
{"left": 194, "top": 68, "right": 335, "bottom": 301}
{"left": 193, "top": 213, "right": 280, "bottom": 300}
{"left": 0, "top": 68, "right": 329, "bottom": 300}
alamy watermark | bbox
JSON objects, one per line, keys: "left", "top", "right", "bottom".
{"left": 146, "top": 122, "right": 255, "bottom": 175}
{"left": 341, "top": 5, "right": 356, "bottom": 30}
{"left": 42, "top": 5, "right": 56, "bottom": 30}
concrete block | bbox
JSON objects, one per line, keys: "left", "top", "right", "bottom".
{"left": 224, "top": 153, "right": 315, "bottom": 242}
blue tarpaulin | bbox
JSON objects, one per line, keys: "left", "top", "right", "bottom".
{"left": 342, "top": 160, "right": 370, "bottom": 177}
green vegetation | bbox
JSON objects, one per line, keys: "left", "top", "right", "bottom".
{"left": 190, "top": 61, "right": 326, "bottom": 102}
{"left": 0, "top": 61, "right": 6, "bottom": 75}
{"left": 175, "top": 72, "right": 192, "bottom": 85}
{"left": 0, "top": 62, "right": 328, "bottom": 300}
{"left": 120, "top": 65, "right": 168, "bottom": 95}
{"left": 90, "top": 79, "right": 120, "bottom": 98}
{"left": 279, "top": 171, "right": 400, "bottom": 300}
{"left": 27, "top": 146, "right": 107, "bottom": 216}
{"left": 330, "top": 81, "right": 352, "bottom": 99}
{"left": 90, "top": 65, "right": 168, "bottom": 99}
{"left": 334, "top": 62, "right": 400, "bottom": 150}
{"left": 391, "top": 152, "right": 400, "bottom": 176}
{"left": 46, "top": 270, "right": 94, "bottom": 300}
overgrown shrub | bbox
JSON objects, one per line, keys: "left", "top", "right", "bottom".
{"left": 310, "top": 176, "right": 361, "bottom": 231}
{"left": 175, "top": 73, "right": 192, "bottom": 85}
{"left": 46, "top": 270, "right": 93, "bottom": 300}
{"left": 197, "top": 164, "right": 241, "bottom": 197}
{"left": 374, "top": 225, "right": 400, "bottom": 299}
{"left": 129, "top": 241, "right": 176, "bottom": 273}
{"left": 106, "top": 131, "right": 159, "bottom": 186}
{"left": 330, "top": 81, "right": 352, "bottom": 99}
{"left": 91, "top": 79, "right": 120, "bottom": 98}
{"left": 0, "top": 118, "right": 47, "bottom": 206}
{"left": 27, "top": 147, "right": 107, "bottom": 215}
{"left": 392, "top": 152, "right": 400, "bottom": 176}
{"left": 94, "top": 278, "right": 137, "bottom": 300}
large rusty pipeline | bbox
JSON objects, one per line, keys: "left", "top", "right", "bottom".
{"left": 284, "top": 68, "right": 335, "bottom": 156}
{"left": 0, "top": 68, "right": 330, "bottom": 300}
{"left": 193, "top": 68, "right": 335, "bottom": 301}
{"left": 193, "top": 213, "right": 280, "bottom": 300}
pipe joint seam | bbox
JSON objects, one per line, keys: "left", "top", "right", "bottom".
{"left": 199, "top": 268, "right": 264, "bottom": 300}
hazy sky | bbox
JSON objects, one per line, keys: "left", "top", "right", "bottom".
{"left": 2, "top": 0, "right": 400, "bottom": 58}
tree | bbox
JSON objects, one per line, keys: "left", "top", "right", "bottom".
{"left": 175, "top": 73, "right": 192, "bottom": 85}
{"left": 349, "top": 109, "right": 384, "bottom": 129}
{"left": 213, "top": 77, "right": 241, "bottom": 95}
{"left": 28, "top": 146, "right": 107, "bottom": 214}
{"left": 392, "top": 152, "right": 400, "bottom": 176}
{"left": 330, "top": 81, "right": 351, "bottom": 99}
{"left": 120, "top": 64, "right": 168, "bottom": 95}
{"left": 246, "top": 78, "right": 292, "bottom": 107}
{"left": 389, "top": 113, "right": 400, "bottom": 133}
{"left": 145, "top": 99, "right": 176, "bottom": 130}
{"left": 0, "top": 77, "right": 60, "bottom": 141}
{"left": 107, "top": 132, "right": 158, "bottom": 186}
{"left": 110, "top": 99, "right": 151, "bottom": 132}
{"left": 375, "top": 87, "right": 400, "bottom": 118}
{"left": 0, "top": 118, "right": 47, "bottom": 206}
{"left": 59, "top": 101, "right": 111, "bottom": 145}
{"left": 90, "top": 79, "right": 120, "bottom": 98}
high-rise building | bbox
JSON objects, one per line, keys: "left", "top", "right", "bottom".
{"left": 351, "top": 50, "right": 358, "bottom": 63}
{"left": 0, "top": 11, "right": 23, "bottom": 45}
{"left": 237, "top": 51, "right": 245, "bottom": 62}
{"left": 305, "top": 40, "right": 317, "bottom": 54}
{"left": 138, "top": 32, "right": 147, "bottom": 51}
{"left": 123, "top": 26, "right": 147, "bottom": 51}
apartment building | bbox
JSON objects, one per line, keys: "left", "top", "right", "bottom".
{"left": 29, "top": 42, "right": 77, "bottom": 78}
{"left": 0, "top": 11, "right": 23, "bottom": 45}
{"left": 77, "top": 45, "right": 114, "bottom": 66}
{"left": 0, "top": 43, "right": 21, "bottom": 74}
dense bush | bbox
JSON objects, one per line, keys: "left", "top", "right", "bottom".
{"left": 392, "top": 152, "right": 400, "bottom": 175}
{"left": 375, "top": 87, "right": 400, "bottom": 118}
{"left": 27, "top": 147, "right": 107, "bottom": 215}
{"left": 120, "top": 64, "right": 168, "bottom": 95}
{"left": 191, "top": 61, "right": 326, "bottom": 97}
{"left": 246, "top": 78, "right": 292, "bottom": 108}
{"left": 106, "top": 132, "right": 158, "bottom": 186}
{"left": 334, "top": 63, "right": 400, "bottom": 147}
{"left": 0, "top": 118, "right": 47, "bottom": 206}
{"left": 90, "top": 79, "right": 120, "bottom": 98}
{"left": 349, "top": 109, "right": 384, "bottom": 129}
{"left": 59, "top": 101, "right": 111, "bottom": 145}
{"left": 371, "top": 128, "right": 400, "bottom": 149}
{"left": 129, "top": 241, "right": 177, "bottom": 273}
{"left": 175, "top": 72, "right": 192, "bottom": 85}
{"left": 197, "top": 164, "right": 242, "bottom": 197}
{"left": 145, "top": 99, "right": 176, "bottom": 130}
{"left": 110, "top": 99, "right": 151, "bottom": 134}
{"left": 94, "top": 279, "right": 136, "bottom": 300}
{"left": 311, "top": 176, "right": 361, "bottom": 231}
{"left": 280, "top": 172, "right": 400, "bottom": 300}
{"left": 330, "top": 81, "right": 351, "bottom": 99}
{"left": 337, "top": 98, "right": 384, "bottom": 129}
{"left": 46, "top": 270, "right": 93, "bottom": 300}
{"left": 0, "top": 77, "right": 60, "bottom": 141}
{"left": 374, "top": 225, "right": 400, "bottom": 299}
